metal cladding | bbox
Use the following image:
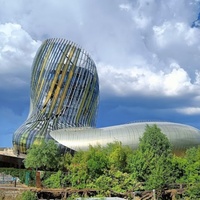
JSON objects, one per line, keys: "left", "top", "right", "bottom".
{"left": 13, "top": 38, "right": 99, "bottom": 154}
{"left": 50, "top": 121, "right": 200, "bottom": 154}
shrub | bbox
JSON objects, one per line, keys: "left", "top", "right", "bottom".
{"left": 17, "top": 191, "right": 37, "bottom": 200}
{"left": 43, "top": 170, "right": 65, "bottom": 188}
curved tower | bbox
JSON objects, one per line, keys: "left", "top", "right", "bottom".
{"left": 13, "top": 38, "right": 99, "bottom": 154}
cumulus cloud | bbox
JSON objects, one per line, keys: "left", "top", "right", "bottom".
{"left": 0, "top": 0, "right": 200, "bottom": 143}
{"left": 0, "top": 22, "right": 41, "bottom": 120}
{"left": 96, "top": 0, "right": 200, "bottom": 106}
{"left": 0, "top": 0, "right": 199, "bottom": 105}
{"left": 98, "top": 62, "right": 200, "bottom": 98}
{"left": 0, "top": 23, "right": 41, "bottom": 89}
{"left": 0, "top": 22, "right": 41, "bottom": 144}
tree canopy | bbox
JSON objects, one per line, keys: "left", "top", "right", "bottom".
{"left": 22, "top": 125, "right": 200, "bottom": 199}
{"left": 128, "top": 124, "right": 173, "bottom": 189}
{"left": 24, "top": 139, "right": 60, "bottom": 171}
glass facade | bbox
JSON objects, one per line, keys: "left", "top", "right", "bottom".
{"left": 13, "top": 38, "right": 99, "bottom": 154}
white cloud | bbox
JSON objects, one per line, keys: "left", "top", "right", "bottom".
{"left": 195, "top": 70, "right": 200, "bottom": 84}
{"left": 152, "top": 22, "right": 200, "bottom": 48}
{"left": 119, "top": 4, "right": 131, "bottom": 12}
{"left": 98, "top": 62, "right": 200, "bottom": 98}
{"left": 176, "top": 107, "right": 200, "bottom": 115}
{"left": 0, "top": 0, "right": 200, "bottom": 127}
{"left": 163, "top": 63, "right": 192, "bottom": 96}
{"left": 0, "top": 23, "right": 41, "bottom": 88}
{"left": 93, "top": 0, "right": 200, "bottom": 103}
{"left": 0, "top": 1, "right": 199, "bottom": 100}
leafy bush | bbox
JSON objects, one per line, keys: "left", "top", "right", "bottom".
{"left": 18, "top": 191, "right": 37, "bottom": 200}
{"left": 43, "top": 170, "right": 65, "bottom": 188}
{"left": 184, "top": 183, "right": 200, "bottom": 199}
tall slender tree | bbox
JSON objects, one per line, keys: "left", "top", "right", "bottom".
{"left": 128, "top": 124, "right": 173, "bottom": 189}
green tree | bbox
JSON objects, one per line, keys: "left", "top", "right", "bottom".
{"left": 67, "top": 150, "right": 90, "bottom": 188}
{"left": 43, "top": 170, "right": 66, "bottom": 188}
{"left": 185, "top": 147, "right": 200, "bottom": 183}
{"left": 171, "top": 155, "right": 187, "bottom": 183}
{"left": 68, "top": 162, "right": 89, "bottom": 188}
{"left": 67, "top": 142, "right": 135, "bottom": 192}
{"left": 86, "top": 145, "right": 108, "bottom": 178}
{"left": 183, "top": 147, "right": 200, "bottom": 198}
{"left": 128, "top": 124, "right": 173, "bottom": 190}
{"left": 58, "top": 152, "right": 73, "bottom": 171}
{"left": 67, "top": 145, "right": 108, "bottom": 188}
{"left": 106, "top": 141, "right": 133, "bottom": 172}
{"left": 24, "top": 139, "right": 60, "bottom": 171}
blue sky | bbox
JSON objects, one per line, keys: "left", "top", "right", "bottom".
{"left": 1, "top": 0, "right": 200, "bottom": 147}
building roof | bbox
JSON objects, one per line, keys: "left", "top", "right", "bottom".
{"left": 50, "top": 121, "right": 200, "bottom": 153}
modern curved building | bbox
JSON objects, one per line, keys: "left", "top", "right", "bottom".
{"left": 13, "top": 38, "right": 99, "bottom": 154}
{"left": 50, "top": 121, "right": 200, "bottom": 154}
{"left": 13, "top": 37, "right": 200, "bottom": 155}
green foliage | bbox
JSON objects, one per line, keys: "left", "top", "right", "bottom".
{"left": 94, "top": 167, "right": 136, "bottom": 196}
{"left": 0, "top": 168, "right": 26, "bottom": 183}
{"left": 95, "top": 174, "right": 112, "bottom": 195}
{"left": 0, "top": 168, "right": 35, "bottom": 185}
{"left": 66, "top": 142, "right": 134, "bottom": 193}
{"left": 144, "top": 155, "right": 171, "bottom": 189}
{"left": 108, "top": 168, "right": 136, "bottom": 193}
{"left": 171, "top": 155, "right": 187, "bottom": 183}
{"left": 86, "top": 145, "right": 108, "bottom": 178}
{"left": 128, "top": 125, "right": 173, "bottom": 190}
{"left": 184, "top": 183, "right": 200, "bottom": 199}
{"left": 7, "top": 129, "right": 200, "bottom": 198}
{"left": 24, "top": 139, "right": 60, "bottom": 170}
{"left": 184, "top": 147, "right": 200, "bottom": 183}
{"left": 43, "top": 170, "right": 65, "bottom": 188}
{"left": 18, "top": 191, "right": 37, "bottom": 200}
{"left": 66, "top": 145, "right": 108, "bottom": 189}
{"left": 139, "top": 124, "right": 172, "bottom": 157}
{"left": 180, "top": 147, "right": 200, "bottom": 198}
{"left": 30, "top": 140, "right": 200, "bottom": 199}
{"left": 106, "top": 142, "right": 132, "bottom": 172}
{"left": 67, "top": 193, "right": 81, "bottom": 200}
{"left": 66, "top": 151, "right": 86, "bottom": 188}
{"left": 60, "top": 152, "right": 73, "bottom": 170}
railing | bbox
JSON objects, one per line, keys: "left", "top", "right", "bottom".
{"left": 0, "top": 173, "right": 15, "bottom": 184}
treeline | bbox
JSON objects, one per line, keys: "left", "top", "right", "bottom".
{"left": 20, "top": 125, "right": 200, "bottom": 198}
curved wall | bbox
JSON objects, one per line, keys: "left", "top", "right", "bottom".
{"left": 13, "top": 38, "right": 99, "bottom": 154}
{"left": 50, "top": 121, "right": 200, "bottom": 154}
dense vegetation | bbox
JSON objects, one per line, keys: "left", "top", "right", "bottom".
{"left": 3, "top": 125, "right": 200, "bottom": 199}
